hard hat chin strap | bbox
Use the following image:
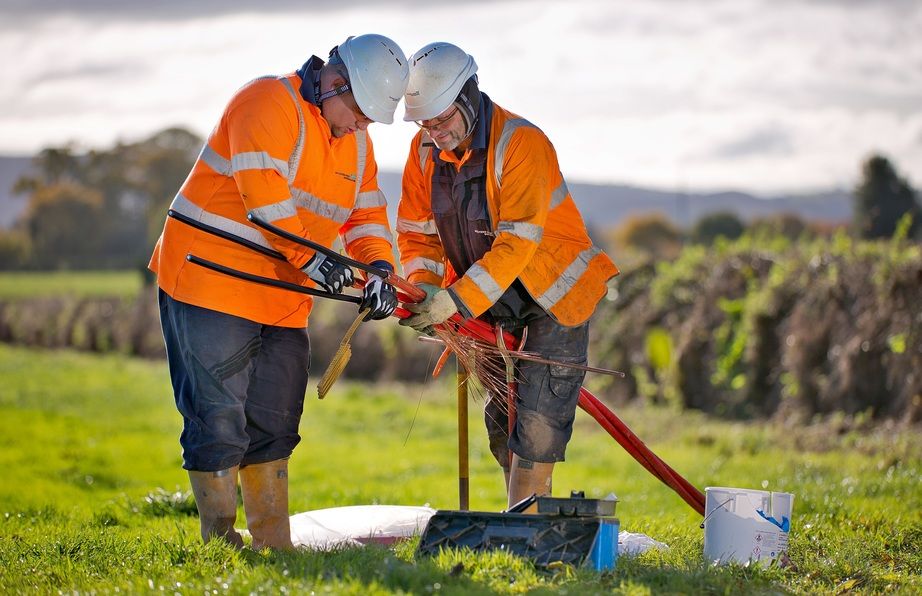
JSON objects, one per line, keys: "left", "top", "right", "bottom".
{"left": 317, "top": 49, "right": 352, "bottom": 104}
{"left": 455, "top": 76, "right": 481, "bottom": 140}
{"left": 318, "top": 82, "right": 351, "bottom": 103}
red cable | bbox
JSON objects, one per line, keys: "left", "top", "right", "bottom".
{"left": 424, "top": 312, "right": 706, "bottom": 516}
{"left": 391, "top": 284, "right": 704, "bottom": 514}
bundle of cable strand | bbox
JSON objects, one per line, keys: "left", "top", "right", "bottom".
{"left": 390, "top": 300, "right": 706, "bottom": 517}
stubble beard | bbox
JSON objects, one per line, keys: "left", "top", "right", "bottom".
{"left": 432, "top": 132, "right": 463, "bottom": 152}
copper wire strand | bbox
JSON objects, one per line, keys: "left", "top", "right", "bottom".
{"left": 402, "top": 335, "right": 440, "bottom": 446}
{"left": 317, "top": 307, "right": 371, "bottom": 399}
{"left": 434, "top": 324, "right": 524, "bottom": 436}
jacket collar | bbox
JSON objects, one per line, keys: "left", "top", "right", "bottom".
{"left": 469, "top": 92, "right": 492, "bottom": 151}
{"left": 296, "top": 56, "right": 326, "bottom": 106}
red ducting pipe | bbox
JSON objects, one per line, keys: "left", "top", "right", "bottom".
{"left": 437, "top": 315, "right": 706, "bottom": 516}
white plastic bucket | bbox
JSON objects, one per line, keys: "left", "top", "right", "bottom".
{"left": 703, "top": 487, "right": 793, "bottom": 566}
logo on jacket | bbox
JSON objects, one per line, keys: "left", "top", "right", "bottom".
{"left": 335, "top": 171, "right": 357, "bottom": 182}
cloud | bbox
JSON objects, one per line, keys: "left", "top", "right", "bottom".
{"left": 712, "top": 127, "right": 794, "bottom": 159}
{"left": 23, "top": 62, "right": 139, "bottom": 91}
{"left": 0, "top": 0, "right": 330, "bottom": 21}
{"left": 0, "top": 0, "right": 485, "bottom": 24}
{"left": 0, "top": 0, "right": 919, "bottom": 193}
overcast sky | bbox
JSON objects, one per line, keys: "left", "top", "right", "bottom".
{"left": 1, "top": 0, "right": 920, "bottom": 194}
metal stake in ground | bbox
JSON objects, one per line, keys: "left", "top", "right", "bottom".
{"left": 457, "top": 361, "right": 469, "bottom": 511}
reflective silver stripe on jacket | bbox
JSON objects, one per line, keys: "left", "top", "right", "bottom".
{"left": 403, "top": 256, "right": 445, "bottom": 278}
{"left": 343, "top": 223, "right": 394, "bottom": 245}
{"left": 355, "top": 190, "right": 386, "bottom": 209}
{"left": 342, "top": 131, "right": 383, "bottom": 246}
{"left": 248, "top": 198, "right": 297, "bottom": 223}
{"left": 231, "top": 151, "right": 289, "bottom": 178}
{"left": 396, "top": 217, "right": 438, "bottom": 235}
{"left": 278, "top": 77, "right": 305, "bottom": 185}
{"left": 354, "top": 130, "right": 367, "bottom": 201}
{"left": 418, "top": 131, "right": 432, "bottom": 172}
{"left": 493, "top": 118, "right": 531, "bottom": 188}
{"left": 497, "top": 220, "right": 543, "bottom": 243}
{"left": 292, "top": 187, "right": 352, "bottom": 223}
{"left": 197, "top": 77, "right": 305, "bottom": 185}
{"left": 536, "top": 246, "right": 603, "bottom": 311}
{"left": 493, "top": 118, "right": 571, "bottom": 211}
{"left": 466, "top": 263, "right": 503, "bottom": 303}
{"left": 169, "top": 194, "right": 273, "bottom": 250}
{"left": 199, "top": 145, "right": 291, "bottom": 180}
{"left": 199, "top": 145, "right": 232, "bottom": 176}
{"left": 550, "top": 179, "right": 569, "bottom": 209}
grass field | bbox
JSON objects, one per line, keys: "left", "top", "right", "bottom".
{"left": 0, "top": 270, "right": 143, "bottom": 300}
{"left": 0, "top": 344, "right": 919, "bottom": 594}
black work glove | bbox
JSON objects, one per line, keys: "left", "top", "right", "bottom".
{"left": 301, "top": 253, "right": 355, "bottom": 294}
{"left": 360, "top": 261, "right": 397, "bottom": 321}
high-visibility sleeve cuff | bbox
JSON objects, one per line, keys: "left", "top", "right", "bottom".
{"left": 297, "top": 250, "right": 318, "bottom": 272}
{"left": 369, "top": 260, "right": 394, "bottom": 273}
{"left": 407, "top": 271, "right": 443, "bottom": 288}
{"left": 446, "top": 287, "right": 473, "bottom": 319}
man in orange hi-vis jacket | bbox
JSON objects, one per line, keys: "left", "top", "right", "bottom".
{"left": 397, "top": 42, "right": 619, "bottom": 512}
{"left": 149, "top": 34, "right": 408, "bottom": 549}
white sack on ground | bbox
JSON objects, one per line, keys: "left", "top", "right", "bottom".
{"left": 289, "top": 505, "right": 437, "bottom": 549}
{"left": 288, "top": 505, "right": 669, "bottom": 557}
{"left": 618, "top": 530, "right": 669, "bottom": 555}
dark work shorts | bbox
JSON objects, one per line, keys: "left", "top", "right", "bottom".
{"left": 484, "top": 314, "right": 588, "bottom": 468}
{"left": 158, "top": 290, "right": 310, "bottom": 472}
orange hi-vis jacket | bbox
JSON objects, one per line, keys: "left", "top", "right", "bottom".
{"left": 396, "top": 102, "right": 618, "bottom": 327}
{"left": 150, "top": 72, "right": 395, "bottom": 328}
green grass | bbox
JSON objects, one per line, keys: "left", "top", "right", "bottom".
{"left": 0, "top": 270, "right": 143, "bottom": 300}
{"left": 0, "top": 345, "right": 919, "bottom": 594}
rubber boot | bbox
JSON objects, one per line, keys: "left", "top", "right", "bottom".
{"left": 239, "top": 459, "right": 293, "bottom": 550}
{"left": 508, "top": 454, "right": 554, "bottom": 513}
{"left": 188, "top": 467, "right": 245, "bottom": 548}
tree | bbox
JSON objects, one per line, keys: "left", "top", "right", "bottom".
{"left": 609, "top": 212, "right": 683, "bottom": 259}
{"left": 749, "top": 213, "right": 808, "bottom": 240}
{"left": 12, "top": 146, "right": 83, "bottom": 195}
{"left": 13, "top": 127, "right": 202, "bottom": 270}
{"left": 131, "top": 127, "right": 203, "bottom": 244}
{"left": 0, "top": 231, "right": 29, "bottom": 270}
{"left": 690, "top": 211, "right": 744, "bottom": 244}
{"left": 25, "top": 183, "right": 104, "bottom": 269}
{"left": 853, "top": 154, "right": 921, "bottom": 239}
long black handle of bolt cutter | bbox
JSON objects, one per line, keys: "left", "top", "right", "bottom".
{"left": 170, "top": 208, "right": 425, "bottom": 303}
{"left": 169, "top": 209, "right": 384, "bottom": 278}
{"left": 168, "top": 209, "right": 286, "bottom": 261}
{"left": 185, "top": 254, "right": 362, "bottom": 304}
{"left": 246, "top": 213, "right": 390, "bottom": 278}
{"left": 504, "top": 493, "right": 538, "bottom": 513}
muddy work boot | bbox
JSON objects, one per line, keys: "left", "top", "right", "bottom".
{"left": 188, "top": 467, "right": 245, "bottom": 548}
{"left": 239, "top": 459, "right": 293, "bottom": 550}
{"left": 508, "top": 455, "right": 555, "bottom": 513}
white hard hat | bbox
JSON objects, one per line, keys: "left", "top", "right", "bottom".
{"left": 337, "top": 34, "right": 409, "bottom": 124}
{"left": 403, "top": 42, "right": 478, "bottom": 122}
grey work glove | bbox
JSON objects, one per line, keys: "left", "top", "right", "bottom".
{"left": 412, "top": 283, "right": 442, "bottom": 306}
{"left": 301, "top": 253, "right": 354, "bottom": 294}
{"left": 399, "top": 289, "right": 459, "bottom": 332}
{"left": 360, "top": 261, "right": 397, "bottom": 321}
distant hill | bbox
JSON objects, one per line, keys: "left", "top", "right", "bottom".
{"left": 376, "top": 172, "right": 852, "bottom": 231}
{"left": 0, "top": 154, "right": 852, "bottom": 231}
